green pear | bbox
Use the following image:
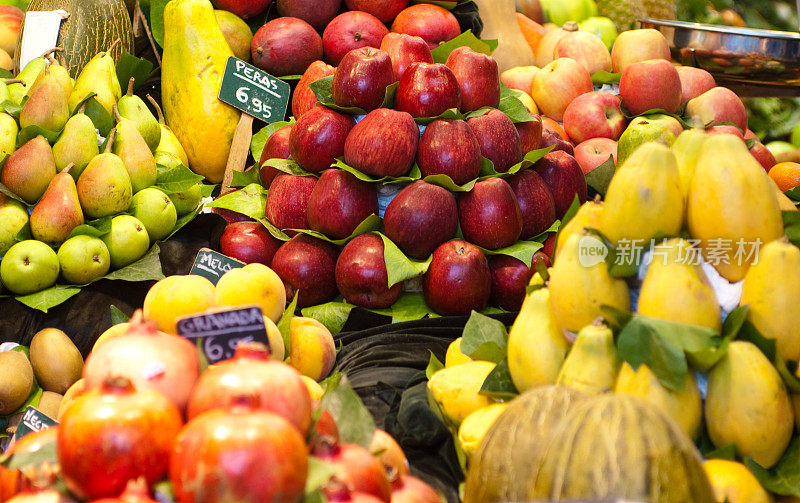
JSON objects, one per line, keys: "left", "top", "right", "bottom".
{"left": 68, "top": 40, "right": 122, "bottom": 115}
{"left": 9, "top": 56, "right": 46, "bottom": 105}
{"left": 57, "top": 234, "right": 110, "bottom": 284}
{"left": 112, "top": 104, "right": 157, "bottom": 192}
{"left": 29, "top": 165, "right": 85, "bottom": 246}
{"left": 101, "top": 215, "right": 150, "bottom": 269}
{"left": 76, "top": 129, "right": 133, "bottom": 219}
{"left": 129, "top": 187, "right": 177, "bottom": 243}
{"left": 53, "top": 109, "right": 100, "bottom": 179}
{"left": 27, "top": 56, "right": 73, "bottom": 98}
{"left": 168, "top": 184, "right": 203, "bottom": 216}
{"left": 0, "top": 239, "right": 59, "bottom": 295}
{"left": 0, "top": 112, "right": 18, "bottom": 156}
{"left": 617, "top": 118, "right": 677, "bottom": 167}
{"left": 19, "top": 72, "right": 70, "bottom": 132}
{"left": 118, "top": 78, "right": 161, "bottom": 152}
{"left": 148, "top": 95, "right": 189, "bottom": 166}
{"left": 0, "top": 135, "right": 56, "bottom": 204}
{"left": 0, "top": 194, "right": 29, "bottom": 256}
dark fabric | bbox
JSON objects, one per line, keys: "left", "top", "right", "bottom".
{"left": 453, "top": 0, "right": 484, "bottom": 38}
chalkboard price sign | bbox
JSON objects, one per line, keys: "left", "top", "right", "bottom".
{"left": 176, "top": 305, "right": 269, "bottom": 364}
{"left": 12, "top": 405, "right": 58, "bottom": 443}
{"left": 190, "top": 248, "right": 245, "bottom": 285}
{"left": 218, "top": 57, "right": 291, "bottom": 123}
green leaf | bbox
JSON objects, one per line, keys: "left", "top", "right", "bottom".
{"left": 430, "top": 30, "right": 497, "bottom": 63}
{"left": 305, "top": 457, "right": 339, "bottom": 495}
{"left": 414, "top": 0, "right": 458, "bottom": 8}
{"left": 498, "top": 85, "right": 535, "bottom": 123}
{"left": 0, "top": 98, "right": 23, "bottom": 118}
{"left": 15, "top": 285, "right": 81, "bottom": 313}
{"left": 231, "top": 167, "right": 262, "bottom": 188}
{"left": 585, "top": 155, "right": 616, "bottom": 197}
{"left": 102, "top": 243, "right": 165, "bottom": 282}
{"left": 17, "top": 124, "right": 61, "bottom": 147}
{"left": 292, "top": 214, "right": 382, "bottom": 246}
{"left": 426, "top": 350, "right": 445, "bottom": 379}
{"left": 332, "top": 158, "right": 419, "bottom": 184}
{"left": 156, "top": 163, "right": 205, "bottom": 194}
{"left": 150, "top": 0, "right": 168, "bottom": 48}
{"left": 783, "top": 211, "right": 800, "bottom": 249}
{"left": 422, "top": 172, "right": 477, "bottom": 192}
{"left": 262, "top": 158, "right": 318, "bottom": 178}
{"left": 109, "top": 304, "right": 130, "bottom": 325}
{"left": 745, "top": 436, "right": 800, "bottom": 497}
{"left": 461, "top": 311, "right": 508, "bottom": 363}
{"left": 1, "top": 438, "right": 56, "bottom": 470}
{"left": 115, "top": 51, "right": 156, "bottom": 91}
{"left": 737, "top": 318, "right": 800, "bottom": 392}
{"left": 84, "top": 97, "right": 114, "bottom": 137}
{"left": 378, "top": 232, "right": 432, "bottom": 288}
{"left": 479, "top": 358, "right": 518, "bottom": 399}
{"left": 591, "top": 71, "right": 622, "bottom": 85}
{"left": 68, "top": 216, "right": 112, "bottom": 239}
{"left": 0, "top": 181, "right": 25, "bottom": 205}
{"left": 477, "top": 240, "right": 543, "bottom": 268}
{"left": 251, "top": 119, "right": 294, "bottom": 163}
{"left": 301, "top": 300, "right": 355, "bottom": 334}
{"left": 200, "top": 183, "right": 217, "bottom": 198}
{"left": 278, "top": 292, "right": 299, "bottom": 355}
{"left": 14, "top": 222, "right": 31, "bottom": 243}
{"left": 413, "top": 107, "right": 464, "bottom": 126}
{"left": 310, "top": 78, "right": 398, "bottom": 116}
{"left": 688, "top": 305, "right": 748, "bottom": 370}
{"left": 205, "top": 183, "right": 267, "bottom": 220}
{"left": 255, "top": 217, "right": 291, "bottom": 242}
{"left": 704, "top": 444, "right": 737, "bottom": 461}
{"left": 368, "top": 292, "right": 438, "bottom": 323}
{"left": 318, "top": 375, "right": 376, "bottom": 448}
{"left": 785, "top": 186, "right": 800, "bottom": 204}
{"left": 478, "top": 146, "right": 554, "bottom": 180}
{"left": 303, "top": 489, "right": 327, "bottom": 503}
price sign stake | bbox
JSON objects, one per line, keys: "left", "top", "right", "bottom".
{"left": 176, "top": 305, "right": 270, "bottom": 364}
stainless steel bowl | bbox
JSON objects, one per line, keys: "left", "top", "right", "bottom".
{"left": 640, "top": 18, "right": 800, "bottom": 88}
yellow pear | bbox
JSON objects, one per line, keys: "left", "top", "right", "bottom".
{"left": 703, "top": 459, "right": 773, "bottom": 503}
{"left": 0, "top": 112, "right": 18, "bottom": 156}
{"left": 687, "top": 134, "right": 783, "bottom": 282}
{"left": 556, "top": 319, "right": 619, "bottom": 395}
{"left": 671, "top": 128, "right": 707, "bottom": 200}
{"left": 68, "top": 40, "right": 123, "bottom": 116}
{"left": 599, "top": 142, "right": 684, "bottom": 246}
{"left": 637, "top": 238, "right": 721, "bottom": 330}
{"left": 147, "top": 95, "right": 190, "bottom": 167}
{"left": 554, "top": 195, "right": 603, "bottom": 259}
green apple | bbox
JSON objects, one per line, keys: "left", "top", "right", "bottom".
{"left": 57, "top": 235, "right": 111, "bottom": 285}
{"left": 101, "top": 215, "right": 150, "bottom": 269}
{"left": 617, "top": 121, "right": 676, "bottom": 167}
{"left": 0, "top": 240, "right": 59, "bottom": 295}
{"left": 0, "top": 194, "right": 29, "bottom": 256}
{"left": 791, "top": 122, "right": 800, "bottom": 148}
{"left": 578, "top": 16, "right": 618, "bottom": 51}
{"left": 766, "top": 140, "right": 796, "bottom": 156}
{"left": 540, "top": 0, "right": 596, "bottom": 25}
{"left": 129, "top": 187, "right": 178, "bottom": 243}
{"left": 168, "top": 184, "right": 203, "bottom": 216}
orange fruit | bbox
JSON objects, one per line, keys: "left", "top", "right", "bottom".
{"left": 516, "top": 13, "right": 547, "bottom": 55}
{"left": 768, "top": 161, "right": 800, "bottom": 191}
{"left": 542, "top": 116, "right": 569, "bottom": 141}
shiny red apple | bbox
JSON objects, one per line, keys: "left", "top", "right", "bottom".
{"left": 458, "top": 177, "right": 523, "bottom": 250}
{"left": 516, "top": 115, "right": 543, "bottom": 154}
{"left": 507, "top": 168, "right": 556, "bottom": 239}
{"left": 380, "top": 33, "right": 433, "bottom": 81}
{"left": 390, "top": 4, "right": 460, "bottom": 50}
{"left": 423, "top": 240, "right": 492, "bottom": 316}
{"left": 394, "top": 62, "right": 461, "bottom": 118}
{"left": 265, "top": 173, "right": 317, "bottom": 233}
{"left": 335, "top": 233, "right": 403, "bottom": 309}
{"left": 344, "top": 0, "right": 408, "bottom": 24}
{"left": 445, "top": 46, "right": 500, "bottom": 113}
{"left": 323, "top": 11, "right": 389, "bottom": 66}
{"left": 276, "top": 0, "right": 342, "bottom": 31}
{"left": 619, "top": 59, "right": 682, "bottom": 116}
{"left": 344, "top": 108, "right": 419, "bottom": 177}
{"left": 332, "top": 47, "right": 395, "bottom": 112}
{"left": 562, "top": 91, "right": 626, "bottom": 144}
{"left": 272, "top": 234, "right": 340, "bottom": 307}
{"left": 417, "top": 119, "right": 482, "bottom": 185}
{"left": 290, "top": 107, "right": 356, "bottom": 173}
{"left": 251, "top": 17, "right": 323, "bottom": 77}
{"left": 258, "top": 125, "right": 292, "bottom": 187}
{"left": 467, "top": 109, "right": 522, "bottom": 173}
{"left": 220, "top": 221, "right": 283, "bottom": 266}
{"left": 293, "top": 61, "right": 336, "bottom": 118}
{"left": 488, "top": 255, "right": 533, "bottom": 311}
{"left": 676, "top": 66, "right": 716, "bottom": 103}
{"left": 574, "top": 137, "right": 617, "bottom": 175}
{"left": 534, "top": 150, "right": 586, "bottom": 218}
{"left": 307, "top": 169, "right": 379, "bottom": 239}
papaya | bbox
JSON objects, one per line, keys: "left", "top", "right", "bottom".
{"left": 687, "top": 134, "right": 783, "bottom": 282}
{"left": 554, "top": 195, "right": 603, "bottom": 259}
{"left": 556, "top": 319, "right": 619, "bottom": 395}
{"left": 161, "top": 0, "right": 240, "bottom": 183}
{"left": 671, "top": 128, "right": 707, "bottom": 201}
{"left": 705, "top": 341, "right": 793, "bottom": 468}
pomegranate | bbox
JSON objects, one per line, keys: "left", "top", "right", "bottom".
{"left": 324, "top": 481, "right": 385, "bottom": 503}
{"left": 88, "top": 479, "right": 158, "bottom": 503}
{"left": 369, "top": 430, "right": 409, "bottom": 478}
{"left": 390, "top": 476, "right": 441, "bottom": 503}
{"left": 6, "top": 490, "right": 76, "bottom": 502}
{"left": 187, "top": 342, "right": 312, "bottom": 434}
{"left": 170, "top": 396, "right": 309, "bottom": 503}
{"left": 58, "top": 376, "right": 183, "bottom": 500}
{"left": 82, "top": 311, "right": 199, "bottom": 412}
{"left": 310, "top": 408, "right": 340, "bottom": 449}
{"left": 314, "top": 442, "right": 392, "bottom": 503}
{"left": 0, "top": 428, "right": 59, "bottom": 500}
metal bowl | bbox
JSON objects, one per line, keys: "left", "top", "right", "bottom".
{"left": 640, "top": 18, "right": 800, "bottom": 87}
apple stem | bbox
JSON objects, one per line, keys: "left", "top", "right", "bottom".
{"left": 354, "top": 32, "right": 362, "bottom": 42}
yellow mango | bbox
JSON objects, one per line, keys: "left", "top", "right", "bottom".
{"left": 445, "top": 337, "right": 473, "bottom": 367}
{"left": 427, "top": 361, "right": 498, "bottom": 428}
{"left": 687, "top": 134, "right": 783, "bottom": 282}
{"left": 458, "top": 403, "right": 509, "bottom": 460}
{"left": 671, "top": 128, "right": 707, "bottom": 200}
{"left": 556, "top": 319, "right": 619, "bottom": 395}
{"left": 703, "top": 459, "right": 773, "bottom": 503}
{"left": 161, "top": 0, "right": 240, "bottom": 183}
{"left": 554, "top": 196, "right": 603, "bottom": 259}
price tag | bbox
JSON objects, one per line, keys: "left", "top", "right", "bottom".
{"left": 12, "top": 406, "right": 58, "bottom": 443}
{"left": 190, "top": 248, "right": 245, "bottom": 285}
{"left": 176, "top": 305, "right": 269, "bottom": 364}
{"left": 19, "top": 10, "right": 69, "bottom": 70}
{"left": 218, "top": 57, "right": 291, "bottom": 123}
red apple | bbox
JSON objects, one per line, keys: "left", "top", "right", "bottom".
{"left": 390, "top": 475, "right": 442, "bottom": 503}
{"left": 458, "top": 177, "right": 522, "bottom": 250}
{"left": 251, "top": 17, "right": 323, "bottom": 77}
{"left": 554, "top": 24, "right": 612, "bottom": 75}
{"left": 290, "top": 107, "right": 356, "bottom": 173}
{"left": 516, "top": 115, "right": 543, "bottom": 154}
{"left": 344, "top": 108, "right": 419, "bottom": 177}
{"left": 541, "top": 233, "right": 556, "bottom": 259}
{"left": 610, "top": 28, "right": 671, "bottom": 73}
{"left": 445, "top": 46, "right": 501, "bottom": 113}
{"left": 265, "top": 174, "right": 317, "bottom": 233}
{"left": 383, "top": 180, "right": 458, "bottom": 259}
{"left": 488, "top": 255, "right": 533, "bottom": 311}
{"left": 507, "top": 169, "right": 556, "bottom": 239}
{"left": 307, "top": 169, "right": 379, "bottom": 239}
{"left": 533, "top": 250, "right": 551, "bottom": 269}
{"left": 417, "top": 119, "right": 482, "bottom": 185}
{"left": 706, "top": 124, "right": 744, "bottom": 139}
{"left": 500, "top": 66, "right": 539, "bottom": 93}
{"left": 676, "top": 66, "right": 716, "bottom": 103}
{"left": 562, "top": 91, "right": 626, "bottom": 144}
{"left": 467, "top": 109, "right": 522, "bottom": 173}
{"left": 684, "top": 86, "right": 748, "bottom": 132}
{"left": 390, "top": 4, "right": 460, "bottom": 50}
{"left": 534, "top": 150, "right": 587, "bottom": 218}
{"left": 380, "top": 33, "right": 434, "bottom": 82}
{"left": 293, "top": 61, "right": 336, "bottom": 119}
{"left": 333, "top": 47, "right": 395, "bottom": 111}
{"left": 574, "top": 138, "right": 617, "bottom": 175}
{"left": 276, "top": 0, "right": 342, "bottom": 31}
{"left": 423, "top": 240, "right": 492, "bottom": 316}
{"left": 748, "top": 139, "right": 777, "bottom": 172}
{"left": 258, "top": 125, "right": 292, "bottom": 187}
{"left": 213, "top": 0, "right": 271, "bottom": 19}
{"left": 344, "top": 0, "right": 408, "bottom": 24}
{"left": 540, "top": 129, "right": 574, "bottom": 155}
{"left": 220, "top": 221, "right": 283, "bottom": 266}
{"left": 335, "top": 233, "right": 403, "bottom": 309}
{"left": 619, "top": 59, "right": 681, "bottom": 116}
{"left": 394, "top": 62, "right": 460, "bottom": 118}
{"left": 530, "top": 58, "right": 593, "bottom": 122}
{"left": 272, "top": 234, "right": 340, "bottom": 307}
{"left": 323, "top": 11, "right": 389, "bottom": 66}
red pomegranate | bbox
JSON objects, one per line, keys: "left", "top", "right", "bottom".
{"left": 170, "top": 396, "right": 309, "bottom": 503}
{"left": 0, "top": 428, "right": 58, "bottom": 500}
{"left": 310, "top": 408, "right": 341, "bottom": 450}
{"left": 314, "top": 442, "right": 392, "bottom": 503}
{"left": 324, "top": 481, "right": 385, "bottom": 503}
{"left": 390, "top": 476, "right": 441, "bottom": 503}
{"left": 187, "top": 342, "right": 312, "bottom": 434}
{"left": 88, "top": 479, "right": 159, "bottom": 503}
{"left": 369, "top": 430, "right": 409, "bottom": 478}
{"left": 58, "top": 376, "right": 183, "bottom": 500}
{"left": 82, "top": 312, "right": 200, "bottom": 412}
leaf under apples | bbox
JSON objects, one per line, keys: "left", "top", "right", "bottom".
{"left": 332, "top": 158, "right": 420, "bottom": 184}
{"left": 291, "top": 214, "right": 383, "bottom": 246}
{"left": 377, "top": 232, "right": 433, "bottom": 288}
{"left": 251, "top": 119, "right": 295, "bottom": 162}
{"left": 262, "top": 158, "right": 318, "bottom": 178}
{"left": 430, "top": 30, "right": 498, "bottom": 64}
{"left": 310, "top": 76, "right": 399, "bottom": 116}
{"left": 301, "top": 299, "right": 356, "bottom": 334}
{"left": 584, "top": 155, "right": 616, "bottom": 197}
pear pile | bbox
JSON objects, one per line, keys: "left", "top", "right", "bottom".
{"left": 0, "top": 47, "right": 203, "bottom": 297}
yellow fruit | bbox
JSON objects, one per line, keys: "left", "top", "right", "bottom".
{"left": 687, "top": 134, "right": 783, "bottom": 282}
{"left": 637, "top": 238, "right": 721, "bottom": 330}
{"left": 703, "top": 459, "right": 773, "bottom": 503}
{"left": 615, "top": 362, "right": 702, "bottom": 439}
{"left": 301, "top": 375, "right": 325, "bottom": 404}
{"left": 671, "top": 128, "right": 707, "bottom": 200}
{"left": 507, "top": 286, "right": 569, "bottom": 392}
{"left": 93, "top": 322, "right": 130, "bottom": 351}
{"left": 214, "top": 263, "right": 286, "bottom": 323}
{"left": 143, "top": 275, "right": 217, "bottom": 334}
{"left": 445, "top": 337, "right": 473, "bottom": 367}
{"left": 288, "top": 316, "right": 336, "bottom": 381}
{"left": 458, "top": 403, "right": 509, "bottom": 460}
{"left": 58, "top": 378, "right": 87, "bottom": 421}
{"left": 554, "top": 196, "right": 603, "bottom": 259}
{"left": 706, "top": 341, "right": 794, "bottom": 468}
{"left": 556, "top": 319, "right": 619, "bottom": 395}
{"left": 770, "top": 176, "right": 798, "bottom": 211}
{"left": 263, "top": 316, "right": 285, "bottom": 361}
{"left": 599, "top": 142, "right": 683, "bottom": 246}
{"left": 549, "top": 231, "right": 630, "bottom": 335}
{"left": 427, "top": 361, "right": 498, "bottom": 428}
